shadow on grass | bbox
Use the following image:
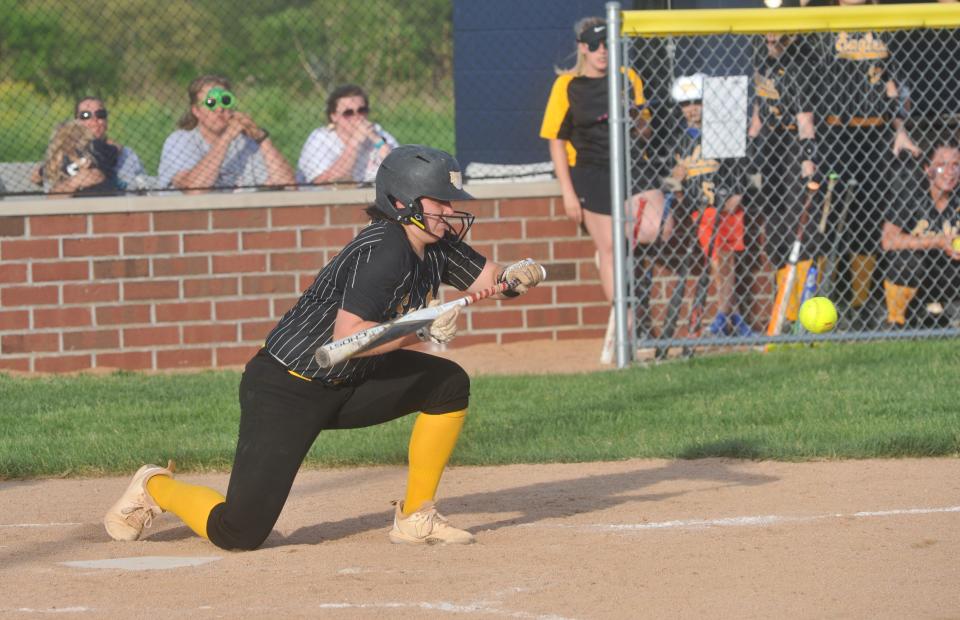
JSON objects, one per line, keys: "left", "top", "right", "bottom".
{"left": 679, "top": 439, "right": 768, "bottom": 460}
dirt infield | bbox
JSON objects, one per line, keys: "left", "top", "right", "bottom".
{"left": 2, "top": 339, "right": 959, "bottom": 618}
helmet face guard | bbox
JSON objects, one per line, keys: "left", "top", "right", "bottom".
{"left": 425, "top": 210, "right": 476, "bottom": 244}
{"left": 374, "top": 145, "right": 475, "bottom": 241}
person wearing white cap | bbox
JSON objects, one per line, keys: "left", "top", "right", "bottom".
{"left": 665, "top": 73, "right": 752, "bottom": 338}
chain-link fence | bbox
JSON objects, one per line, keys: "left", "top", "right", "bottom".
{"left": 618, "top": 5, "right": 960, "bottom": 361}
{"left": 0, "top": 0, "right": 454, "bottom": 196}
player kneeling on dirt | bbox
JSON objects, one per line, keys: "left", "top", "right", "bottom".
{"left": 103, "top": 145, "right": 545, "bottom": 549}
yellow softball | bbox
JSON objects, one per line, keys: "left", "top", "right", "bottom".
{"left": 799, "top": 297, "right": 837, "bottom": 334}
{"left": 951, "top": 237, "right": 960, "bottom": 252}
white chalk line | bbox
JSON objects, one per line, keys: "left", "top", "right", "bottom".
{"left": 524, "top": 505, "right": 960, "bottom": 533}
{"left": 315, "top": 587, "right": 574, "bottom": 619}
{"left": 316, "top": 601, "right": 573, "bottom": 620}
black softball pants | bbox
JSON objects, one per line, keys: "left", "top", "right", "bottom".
{"left": 206, "top": 348, "right": 470, "bottom": 551}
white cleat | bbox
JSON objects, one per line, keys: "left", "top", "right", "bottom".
{"left": 103, "top": 460, "right": 175, "bottom": 541}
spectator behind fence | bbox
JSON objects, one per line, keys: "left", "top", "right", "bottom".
{"left": 667, "top": 74, "right": 752, "bottom": 337}
{"left": 297, "top": 84, "right": 398, "bottom": 185}
{"left": 158, "top": 74, "right": 295, "bottom": 193}
{"left": 36, "top": 120, "right": 119, "bottom": 197}
{"left": 811, "top": 0, "right": 920, "bottom": 327}
{"left": 539, "top": 17, "right": 656, "bottom": 305}
{"left": 748, "top": 32, "right": 819, "bottom": 328}
{"left": 74, "top": 97, "right": 147, "bottom": 190}
{"left": 881, "top": 140, "right": 960, "bottom": 328}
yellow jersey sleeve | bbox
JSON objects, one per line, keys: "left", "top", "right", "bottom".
{"left": 540, "top": 75, "right": 574, "bottom": 140}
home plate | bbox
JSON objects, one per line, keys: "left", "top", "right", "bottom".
{"left": 61, "top": 556, "right": 221, "bottom": 571}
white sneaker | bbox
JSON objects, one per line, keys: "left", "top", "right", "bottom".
{"left": 103, "top": 460, "right": 175, "bottom": 541}
{"left": 388, "top": 500, "right": 475, "bottom": 545}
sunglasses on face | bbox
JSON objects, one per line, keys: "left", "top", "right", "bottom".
{"left": 339, "top": 106, "right": 370, "bottom": 118}
{"left": 584, "top": 39, "right": 607, "bottom": 52}
{"left": 78, "top": 109, "right": 108, "bottom": 120}
{"left": 679, "top": 100, "right": 702, "bottom": 108}
{"left": 202, "top": 87, "right": 236, "bottom": 111}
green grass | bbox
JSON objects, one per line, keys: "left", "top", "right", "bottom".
{"left": 2, "top": 339, "right": 959, "bottom": 479}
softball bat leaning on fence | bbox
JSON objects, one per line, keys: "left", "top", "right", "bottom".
{"left": 314, "top": 259, "right": 547, "bottom": 368}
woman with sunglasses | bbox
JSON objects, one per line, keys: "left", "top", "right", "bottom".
{"left": 539, "top": 18, "right": 658, "bottom": 308}
{"left": 158, "top": 74, "right": 295, "bottom": 193}
{"left": 297, "top": 83, "right": 398, "bottom": 185}
{"left": 74, "top": 97, "right": 147, "bottom": 191}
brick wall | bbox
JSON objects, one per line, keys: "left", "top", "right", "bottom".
{"left": 0, "top": 187, "right": 611, "bottom": 373}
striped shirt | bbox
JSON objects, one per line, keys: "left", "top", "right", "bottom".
{"left": 264, "top": 220, "right": 486, "bottom": 384}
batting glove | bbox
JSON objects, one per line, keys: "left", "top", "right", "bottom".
{"left": 417, "top": 300, "right": 460, "bottom": 344}
{"left": 498, "top": 259, "right": 545, "bottom": 297}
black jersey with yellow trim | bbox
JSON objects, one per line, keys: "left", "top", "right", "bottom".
{"left": 540, "top": 68, "right": 648, "bottom": 168}
{"left": 813, "top": 30, "right": 895, "bottom": 126}
{"left": 671, "top": 127, "right": 745, "bottom": 211}
{"left": 264, "top": 220, "right": 486, "bottom": 384}
{"left": 753, "top": 37, "right": 814, "bottom": 133}
{"left": 885, "top": 177, "right": 960, "bottom": 242}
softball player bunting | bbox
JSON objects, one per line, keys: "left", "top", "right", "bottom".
{"left": 103, "top": 145, "right": 545, "bottom": 549}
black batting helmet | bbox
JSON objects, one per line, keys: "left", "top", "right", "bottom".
{"left": 374, "top": 145, "right": 473, "bottom": 225}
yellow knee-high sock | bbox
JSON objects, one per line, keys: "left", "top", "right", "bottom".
{"left": 851, "top": 254, "right": 877, "bottom": 308}
{"left": 146, "top": 475, "right": 225, "bottom": 540}
{"left": 403, "top": 410, "right": 467, "bottom": 516}
{"left": 883, "top": 280, "right": 917, "bottom": 325}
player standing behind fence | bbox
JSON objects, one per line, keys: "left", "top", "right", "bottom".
{"left": 811, "top": 0, "right": 920, "bottom": 326}
{"left": 881, "top": 140, "right": 960, "bottom": 328}
{"left": 748, "top": 33, "right": 819, "bottom": 329}
{"left": 539, "top": 17, "right": 661, "bottom": 305}
{"left": 103, "top": 146, "right": 545, "bottom": 550}
{"left": 667, "top": 74, "right": 751, "bottom": 337}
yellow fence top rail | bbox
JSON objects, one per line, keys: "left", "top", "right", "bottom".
{"left": 622, "top": 3, "right": 960, "bottom": 37}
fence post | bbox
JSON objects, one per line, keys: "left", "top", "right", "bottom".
{"left": 606, "top": 2, "right": 629, "bottom": 368}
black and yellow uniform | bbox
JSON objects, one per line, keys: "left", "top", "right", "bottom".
{"left": 751, "top": 36, "right": 819, "bottom": 268}
{"left": 203, "top": 220, "right": 486, "bottom": 550}
{"left": 883, "top": 173, "right": 960, "bottom": 321}
{"left": 813, "top": 30, "right": 898, "bottom": 258}
{"left": 671, "top": 125, "right": 746, "bottom": 258}
{"left": 540, "top": 69, "right": 647, "bottom": 215}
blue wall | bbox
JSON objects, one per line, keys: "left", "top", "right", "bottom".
{"left": 452, "top": 0, "right": 616, "bottom": 168}
{"left": 452, "top": 0, "right": 761, "bottom": 170}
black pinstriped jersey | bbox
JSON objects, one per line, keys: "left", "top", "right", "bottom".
{"left": 813, "top": 30, "right": 895, "bottom": 123}
{"left": 264, "top": 219, "right": 486, "bottom": 384}
{"left": 753, "top": 38, "right": 813, "bottom": 133}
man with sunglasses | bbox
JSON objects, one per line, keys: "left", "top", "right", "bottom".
{"left": 104, "top": 146, "right": 545, "bottom": 549}
{"left": 158, "top": 74, "right": 295, "bottom": 193}
{"left": 74, "top": 97, "right": 147, "bottom": 191}
{"left": 297, "top": 83, "right": 398, "bottom": 185}
{"left": 880, "top": 139, "right": 960, "bottom": 328}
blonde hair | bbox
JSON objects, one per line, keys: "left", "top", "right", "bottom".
{"left": 177, "top": 74, "right": 232, "bottom": 130}
{"left": 43, "top": 121, "right": 95, "bottom": 187}
{"left": 555, "top": 16, "right": 605, "bottom": 77}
